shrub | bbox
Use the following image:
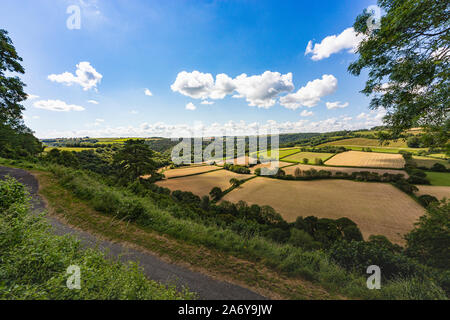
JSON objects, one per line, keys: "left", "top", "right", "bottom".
{"left": 0, "top": 176, "right": 29, "bottom": 212}
{"left": 288, "top": 229, "right": 320, "bottom": 250}
{"left": 209, "top": 187, "right": 223, "bottom": 201}
{"left": 0, "top": 177, "right": 195, "bottom": 300}
{"left": 405, "top": 200, "right": 450, "bottom": 270}
{"left": 394, "top": 179, "right": 418, "bottom": 194}
{"left": 417, "top": 194, "right": 439, "bottom": 208}
{"left": 330, "top": 240, "right": 425, "bottom": 281}
{"left": 407, "top": 175, "right": 430, "bottom": 185}
{"left": 431, "top": 163, "right": 447, "bottom": 172}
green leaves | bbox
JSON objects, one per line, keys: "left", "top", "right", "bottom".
{"left": 0, "top": 29, "right": 42, "bottom": 158}
{"left": 113, "top": 139, "right": 157, "bottom": 181}
{"left": 350, "top": 0, "right": 449, "bottom": 145}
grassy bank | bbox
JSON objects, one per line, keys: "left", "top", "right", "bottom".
{"left": 0, "top": 158, "right": 446, "bottom": 300}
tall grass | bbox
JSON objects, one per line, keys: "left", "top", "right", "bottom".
{"left": 47, "top": 164, "right": 446, "bottom": 300}
{"left": 0, "top": 176, "right": 195, "bottom": 300}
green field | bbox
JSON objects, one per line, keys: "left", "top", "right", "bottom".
{"left": 44, "top": 147, "right": 94, "bottom": 152}
{"left": 319, "top": 137, "right": 428, "bottom": 154}
{"left": 283, "top": 152, "right": 335, "bottom": 164}
{"left": 426, "top": 172, "right": 450, "bottom": 187}
{"left": 256, "top": 148, "right": 301, "bottom": 159}
{"left": 413, "top": 156, "right": 450, "bottom": 169}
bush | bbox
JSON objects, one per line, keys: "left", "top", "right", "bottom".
{"left": 223, "top": 163, "right": 251, "bottom": 174}
{"left": 394, "top": 179, "right": 418, "bottom": 194}
{"left": 405, "top": 200, "right": 450, "bottom": 270}
{"left": 330, "top": 240, "right": 425, "bottom": 281}
{"left": 0, "top": 177, "right": 195, "bottom": 300}
{"left": 0, "top": 176, "right": 29, "bottom": 212}
{"left": 288, "top": 229, "right": 320, "bottom": 250}
{"left": 431, "top": 163, "right": 447, "bottom": 172}
{"left": 407, "top": 175, "right": 430, "bottom": 185}
{"left": 417, "top": 194, "right": 439, "bottom": 208}
{"left": 209, "top": 187, "right": 223, "bottom": 201}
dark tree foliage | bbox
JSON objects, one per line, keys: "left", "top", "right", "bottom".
{"left": 113, "top": 139, "right": 157, "bottom": 181}
{"left": 405, "top": 200, "right": 450, "bottom": 269}
{"left": 0, "top": 29, "right": 42, "bottom": 158}
{"left": 209, "top": 187, "right": 223, "bottom": 201}
{"left": 349, "top": 0, "right": 449, "bottom": 146}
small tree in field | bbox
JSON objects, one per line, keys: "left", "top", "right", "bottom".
{"left": 294, "top": 167, "right": 302, "bottom": 178}
{"left": 315, "top": 158, "right": 323, "bottom": 165}
{"left": 303, "top": 158, "right": 309, "bottom": 164}
{"left": 229, "top": 178, "right": 241, "bottom": 188}
{"left": 209, "top": 187, "right": 223, "bottom": 201}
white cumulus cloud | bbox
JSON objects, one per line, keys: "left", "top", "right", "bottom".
{"left": 38, "top": 111, "right": 387, "bottom": 139}
{"left": 300, "top": 110, "right": 314, "bottom": 117}
{"left": 232, "top": 71, "right": 294, "bottom": 108}
{"left": 144, "top": 88, "right": 153, "bottom": 96}
{"left": 185, "top": 102, "right": 197, "bottom": 110}
{"left": 326, "top": 101, "right": 349, "bottom": 109}
{"left": 305, "top": 27, "right": 365, "bottom": 61}
{"left": 33, "top": 99, "right": 85, "bottom": 112}
{"left": 279, "top": 74, "right": 338, "bottom": 109}
{"left": 201, "top": 100, "right": 214, "bottom": 105}
{"left": 87, "top": 100, "right": 99, "bottom": 104}
{"left": 48, "top": 62, "right": 103, "bottom": 91}
{"left": 171, "top": 70, "right": 294, "bottom": 108}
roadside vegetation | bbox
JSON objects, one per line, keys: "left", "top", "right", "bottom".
{"left": 0, "top": 177, "right": 195, "bottom": 300}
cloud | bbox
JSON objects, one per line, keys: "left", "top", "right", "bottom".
{"left": 279, "top": 74, "right": 338, "bottom": 109}
{"left": 144, "top": 88, "right": 153, "bottom": 96}
{"left": 130, "top": 110, "right": 139, "bottom": 114}
{"left": 48, "top": 62, "right": 103, "bottom": 91}
{"left": 33, "top": 99, "right": 85, "bottom": 112}
{"left": 87, "top": 99, "right": 99, "bottom": 104}
{"left": 305, "top": 27, "right": 365, "bottom": 61}
{"left": 171, "top": 70, "right": 294, "bottom": 108}
{"left": 185, "top": 102, "right": 197, "bottom": 110}
{"left": 201, "top": 100, "right": 214, "bottom": 105}
{"left": 26, "top": 94, "right": 39, "bottom": 100}
{"left": 300, "top": 110, "right": 314, "bottom": 117}
{"left": 326, "top": 101, "right": 349, "bottom": 109}
{"left": 38, "top": 111, "right": 387, "bottom": 139}
{"left": 232, "top": 71, "right": 294, "bottom": 108}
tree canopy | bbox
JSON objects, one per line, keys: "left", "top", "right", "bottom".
{"left": 113, "top": 139, "right": 157, "bottom": 181}
{"left": 0, "top": 29, "right": 42, "bottom": 158}
{"left": 349, "top": 0, "right": 449, "bottom": 146}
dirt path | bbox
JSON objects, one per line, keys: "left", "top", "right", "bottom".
{"left": 0, "top": 166, "right": 265, "bottom": 300}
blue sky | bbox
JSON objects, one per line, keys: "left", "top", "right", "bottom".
{"left": 1, "top": 0, "right": 384, "bottom": 138}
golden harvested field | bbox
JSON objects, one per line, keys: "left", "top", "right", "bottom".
{"left": 325, "top": 151, "right": 405, "bottom": 169}
{"left": 416, "top": 185, "right": 450, "bottom": 201}
{"left": 250, "top": 161, "right": 293, "bottom": 173}
{"left": 282, "top": 152, "right": 335, "bottom": 163}
{"left": 155, "top": 170, "right": 251, "bottom": 197}
{"left": 222, "top": 178, "right": 425, "bottom": 244}
{"left": 217, "top": 156, "right": 258, "bottom": 166}
{"left": 282, "top": 164, "right": 408, "bottom": 178}
{"left": 161, "top": 165, "right": 221, "bottom": 179}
